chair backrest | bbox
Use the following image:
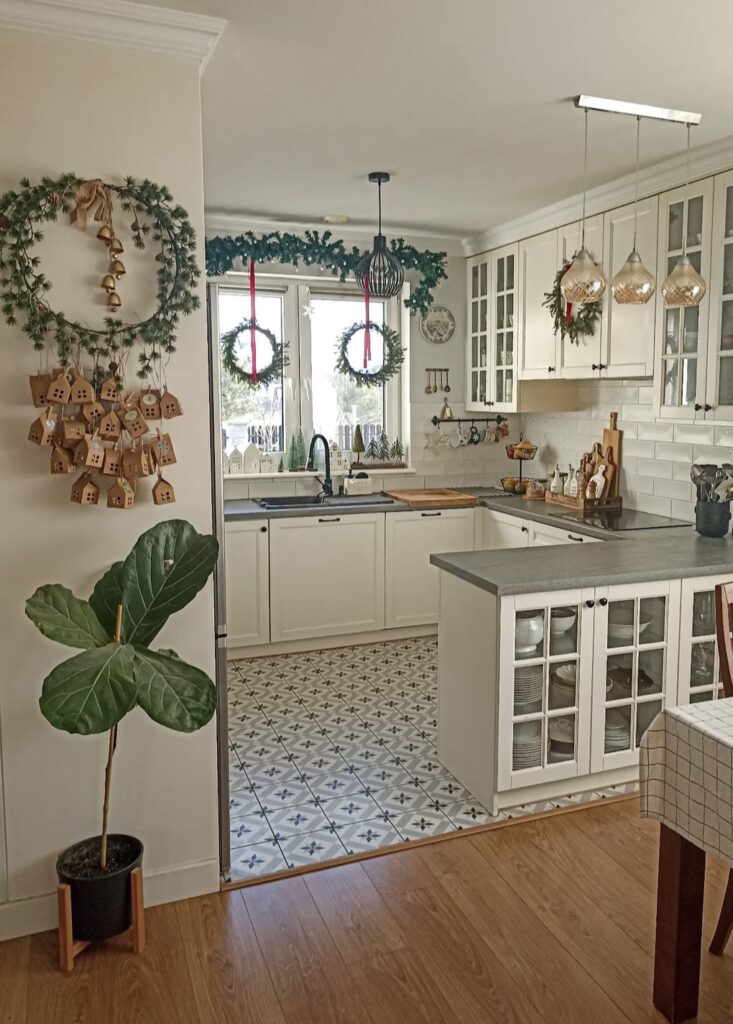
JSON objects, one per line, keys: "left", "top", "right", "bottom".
{"left": 715, "top": 582, "right": 733, "bottom": 699}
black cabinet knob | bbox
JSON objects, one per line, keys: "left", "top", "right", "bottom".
{"left": 599, "top": 597, "right": 608, "bottom": 606}
{"left": 585, "top": 599, "right": 595, "bottom": 608}
{"left": 592, "top": 363, "right": 607, "bottom": 371}
{"left": 705, "top": 404, "right": 713, "bottom": 412}
{"left": 260, "top": 526, "right": 267, "bottom": 533}
{"left": 521, "top": 525, "right": 529, "bottom": 533}
{"left": 694, "top": 403, "right": 703, "bottom": 411}
{"left": 547, "top": 366, "right": 556, "bottom": 373}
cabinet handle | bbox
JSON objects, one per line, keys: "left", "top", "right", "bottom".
{"left": 485, "top": 400, "right": 495, "bottom": 407}
{"left": 547, "top": 366, "right": 556, "bottom": 373}
{"left": 521, "top": 525, "right": 529, "bottom": 533}
{"left": 260, "top": 526, "right": 268, "bottom": 533}
{"left": 421, "top": 511, "right": 442, "bottom": 517}
{"left": 585, "top": 599, "right": 595, "bottom": 608}
{"left": 705, "top": 404, "right": 713, "bottom": 412}
{"left": 694, "top": 403, "right": 703, "bottom": 412}
{"left": 591, "top": 363, "right": 607, "bottom": 371}
{"left": 599, "top": 597, "right": 608, "bottom": 606}
{"left": 318, "top": 516, "right": 341, "bottom": 523}
{"left": 567, "top": 534, "right": 585, "bottom": 542}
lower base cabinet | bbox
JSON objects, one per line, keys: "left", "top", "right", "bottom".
{"left": 386, "top": 509, "right": 475, "bottom": 627}
{"left": 225, "top": 520, "right": 270, "bottom": 648}
{"left": 269, "top": 513, "right": 385, "bottom": 642}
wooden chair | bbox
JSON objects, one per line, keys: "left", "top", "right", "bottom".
{"left": 709, "top": 581, "right": 733, "bottom": 954}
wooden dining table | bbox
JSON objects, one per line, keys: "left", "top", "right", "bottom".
{"left": 640, "top": 699, "right": 733, "bottom": 1023}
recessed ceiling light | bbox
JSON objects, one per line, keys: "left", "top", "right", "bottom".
{"left": 323, "top": 214, "right": 349, "bottom": 224}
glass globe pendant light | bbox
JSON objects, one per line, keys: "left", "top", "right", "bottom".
{"left": 662, "top": 124, "right": 706, "bottom": 307}
{"left": 611, "top": 117, "right": 656, "bottom": 304}
{"left": 560, "top": 109, "right": 607, "bottom": 304}
{"left": 355, "top": 172, "right": 404, "bottom": 299}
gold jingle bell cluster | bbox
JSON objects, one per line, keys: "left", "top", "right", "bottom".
{"left": 28, "top": 365, "right": 182, "bottom": 509}
{"left": 70, "top": 180, "right": 127, "bottom": 309}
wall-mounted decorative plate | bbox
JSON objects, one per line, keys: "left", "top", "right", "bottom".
{"left": 419, "top": 305, "right": 455, "bottom": 344}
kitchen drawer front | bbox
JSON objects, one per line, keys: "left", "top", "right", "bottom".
{"left": 529, "top": 521, "right": 603, "bottom": 546}
{"left": 269, "top": 513, "right": 385, "bottom": 642}
{"left": 386, "top": 509, "right": 475, "bottom": 628}
{"left": 484, "top": 509, "right": 530, "bottom": 548}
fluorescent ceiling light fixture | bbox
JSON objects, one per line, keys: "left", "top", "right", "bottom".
{"left": 575, "top": 95, "right": 701, "bottom": 125}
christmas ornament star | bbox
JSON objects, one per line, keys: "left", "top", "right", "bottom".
{"left": 301, "top": 302, "right": 315, "bottom": 319}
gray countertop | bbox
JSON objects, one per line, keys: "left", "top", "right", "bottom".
{"left": 224, "top": 495, "right": 412, "bottom": 520}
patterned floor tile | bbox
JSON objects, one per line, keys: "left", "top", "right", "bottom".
{"left": 441, "top": 800, "right": 502, "bottom": 829}
{"left": 355, "top": 764, "right": 416, "bottom": 792}
{"left": 390, "top": 808, "right": 455, "bottom": 841}
{"left": 266, "top": 802, "right": 328, "bottom": 840}
{"left": 419, "top": 775, "right": 472, "bottom": 805}
{"left": 337, "top": 817, "right": 403, "bottom": 855}
{"left": 230, "top": 811, "right": 274, "bottom": 849}
{"left": 256, "top": 778, "right": 315, "bottom": 811}
{"left": 318, "top": 792, "right": 383, "bottom": 827}
{"left": 245, "top": 761, "right": 305, "bottom": 786}
{"left": 278, "top": 827, "right": 346, "bottom": 868}
{"left": 370, "top": 782, "right": 430, "bottom": 813}
{"left": 230, "top": 840, "right": 287, "bottom": 880}
{"left": 307, "top": 770, "right": 367, "bottom": 801}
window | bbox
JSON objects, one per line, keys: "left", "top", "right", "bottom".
{"left": 215, "top": 277, "right": 405, "bottom": 471}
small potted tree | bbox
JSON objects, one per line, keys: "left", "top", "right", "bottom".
{"left": 26, "top": 519, "right": 218, "bottom": 946}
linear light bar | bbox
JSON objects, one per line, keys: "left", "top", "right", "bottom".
{"left": 575, "top": 95, "right": 701, "bottom": 125}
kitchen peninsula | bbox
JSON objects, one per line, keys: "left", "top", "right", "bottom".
{"left": 432, "top": 511, "right": 733, "bottom": 814}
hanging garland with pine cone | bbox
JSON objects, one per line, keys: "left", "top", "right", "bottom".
{"left": 542, "top": 262, "right": 602, "bottom": 345}
{"left": 220, "top": 317, "right": 288, "bottom": 388}
{"left": 335, "top": 320, "right": 404, "bottom": 388}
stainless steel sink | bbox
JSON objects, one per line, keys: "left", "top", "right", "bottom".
{"left": 257, "top": 495, "right": 396, "bottom": 510}
{"left": 257, "top": 496, "right": 326, "bottom": 509}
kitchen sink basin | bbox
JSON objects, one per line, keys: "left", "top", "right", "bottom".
{"left": 256, "top": 494, "right": 396, "bottom": 510}
{"left": 257, "top": 496, "right": 326, "bottom": 509}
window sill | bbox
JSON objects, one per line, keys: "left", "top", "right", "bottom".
{"left": 224, "top": 468, "right": 417, "bottom": 481}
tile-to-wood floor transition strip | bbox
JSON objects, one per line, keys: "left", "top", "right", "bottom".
{"left": 220, "top": 792, "right": 637, "bottom": 891}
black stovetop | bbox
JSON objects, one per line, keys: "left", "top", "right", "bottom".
{"left": 548, "top": 507, "right": 692, "bottom": 532}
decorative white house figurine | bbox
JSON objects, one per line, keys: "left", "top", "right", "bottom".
{"left": 243, "top": 442, "right": 261, "bottom": 475}
{"left": 228, "top": 446, "right": 243, "bottom": 474}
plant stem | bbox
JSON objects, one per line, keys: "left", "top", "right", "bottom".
{"left": 100, "top": 605, "right": 123, "bottom": 870}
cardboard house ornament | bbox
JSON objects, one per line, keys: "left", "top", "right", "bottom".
{"left": 50, "top": 445, "right": 74, "bottom": 474}
{"left": 160, "top": 390, "right": 183, "bottom": 419}
{"left": 28, "top": 408, "right": 57, "bottom": 446}
{"left": 61, "top": 417, "right": 86, "bottom": 445}
{"left": 82, "top": 400, "right": 105, "bottom": 426}
{"left": 152, "top": 431, "right": 176, "bottom": 468}
{"left": 107, "top": 476, "right": 135, "bottom": 509}
{"left": 99, "top": 376, "right": 120, "bottom": 403}
{"left": 102, "top": 445, "right": 123, "bottom": 476}
{"left": 99, "top": 409, "right": 122, "bottom": 441}
{"left": 139, "top": 389, "right": 161, "bottom": 420}
{"left": 29, "top": 373, "right": 52, "bottom": 408}
{"left": 70, "top": 374, "right": 95, "bottom": 405}
{"left": 46, "top": 371, "right": 72, "bottom": 405}
{"left": 121, "top": 402, "right": 147, "bottom": 439}
{"left": 70, "top": 473, "right": 99, "bottom": 506}
{"left": 74, "top": 433, "right": 105, "bottom": 470}
{"left": 122, "top": 445, "right": 152, "bottom": 479}
{"left": 152, "top": 473, "right": 176, "bottom": 505}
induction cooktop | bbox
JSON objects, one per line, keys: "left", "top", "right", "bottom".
{"left": 548, "top": 508, "right": 692, "bottom": 532}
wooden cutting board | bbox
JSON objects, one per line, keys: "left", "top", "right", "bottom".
{"left": 383, "top": 488, "right": 480, "bottom": 509}
{"left": 602, "top": 412, "right": 622, "bottom": 499}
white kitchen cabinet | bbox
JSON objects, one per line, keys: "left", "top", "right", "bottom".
{"left": 487, "top": 243, "right": 518, "bottom": 411}
{"left": 677, "top": 575, "right": 728, "bottom": 704}
{"left": 225, "top": 520, "right": 270, "bottom": 648}
{"left": 529, "top": 521, "right": 602, "bottom": 546}
{"left": 269, "top": 513, "right": 385, "bottom": 641}
{"left": 466, "top": 252, "right": 490, "bottom": 410}
{"left": 483, "top": 509, "right": 530, "bottom": 548}
{"left": 705, "top": 170, "right": 733, "bottom": 421}
{"left": 590, "top": 580, "right": 680, "bottom": 773}
{"left": 601, "top": 197, "right": 658, "bottom": 378}
{"left": 655, "top": 178, "right": 714, "bottom": 420}
{"left": 519, "top": 229, "right": 559, "bottom": 380}
{"left": 385, "top": 509, "right": 475, "bottom": 627}
{"left": 556, "top": 215, "right": 604, "bottom": 379}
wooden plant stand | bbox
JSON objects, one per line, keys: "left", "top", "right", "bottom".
{"left": 57, "top": 866, "right": 145, "bottom": 972}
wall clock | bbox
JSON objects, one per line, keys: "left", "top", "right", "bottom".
{"left": 419, "top": 305, "right": 455, "bottom": 345}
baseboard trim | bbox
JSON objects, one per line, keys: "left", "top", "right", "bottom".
{"left": 0, "top": 856, "right": 220, "bottom": 941}
{"left": 228, "top": 625, "right": 437, "bottom": 660}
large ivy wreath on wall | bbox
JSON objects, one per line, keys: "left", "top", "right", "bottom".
{"left": 205, "top": 230, "right": 447, "bottom": 316}
{"left": 0, "top": 172, "right": 200, "bottom": 377}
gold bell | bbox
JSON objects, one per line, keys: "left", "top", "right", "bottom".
{"left": 101, "top": 274, "right": 116, "bottom": 292}
{"left": 109, "top": 239, "right": 124, "bottom": 256}
{"left": 97, "top": 225, "right": 114, "bottom": 243}
{"left": 107, "top": 292, "right": 122, "bottom": 309}
{"left": 110, "top": 259, "right": 126, "bottom": 278}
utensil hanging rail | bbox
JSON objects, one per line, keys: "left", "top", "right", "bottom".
{"left": 430, "top": 414, "right": 507, "bottom": 426}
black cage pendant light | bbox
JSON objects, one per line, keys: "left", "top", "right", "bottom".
{"left": 355, "top": 171, "right": 404, "bottom": 299}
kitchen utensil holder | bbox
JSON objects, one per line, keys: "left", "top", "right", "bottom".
{"left": 695, "top": 501, "right": 731, "bottom": 538}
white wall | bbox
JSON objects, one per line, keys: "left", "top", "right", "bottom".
{"left": 0, "top": 30, "right": 219, "bottom": 935}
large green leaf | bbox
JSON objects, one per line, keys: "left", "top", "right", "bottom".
{"left": 26, "top": 585, "right": 110, "bottom": 649}
{"left": 40, "top": 643, "right": 136, "bottom": 734}
{"left": 89, "top": 561, "right": 124, "bottom": 638}
{"left": 121, "top": 520, "right": 218, "bottom": 646}
{"left": 132, "top": 647, "right": 216, "bottom": 732}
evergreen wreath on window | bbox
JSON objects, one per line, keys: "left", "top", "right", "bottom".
{"left": 335, "top": 320, "right": 404, "bottom": 388}
{"left": 220, "top": 317, "right": 288, "bottom": 388}
{"left": 542, "top": 261, "right": 602, "bottom": 345}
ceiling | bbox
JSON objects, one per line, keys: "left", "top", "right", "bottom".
{"left": 154, "top": 0, "right": 733, "bottom": 238}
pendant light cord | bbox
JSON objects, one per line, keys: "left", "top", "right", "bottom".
{"left": 377, "top": 178, "right": 383, "bottom": 235}
{"left": 632, "top": 116, "right": 641, "bottom": 251}
{"left": 682, "top": 122, "right": 691, "bottom": 257}
{"left": 581, "top": 108, "right": 588, "bottom": 249}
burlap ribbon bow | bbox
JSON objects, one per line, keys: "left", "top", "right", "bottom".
{"left": 70, "top": 179, "right": 113, "bottom": 230}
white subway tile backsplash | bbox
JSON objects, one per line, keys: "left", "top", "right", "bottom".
{"left": 671, "top": 500, "right": 696, "bottom": 523}
{"left": 621, "top": 403, "right": 655, "bottom": 422}
{"left": 674, "top": 423, "right": 716, "bottom": 445}
{"left": 636, "top": 386, "right": 654, "bottom": 406}
{"left": 653, "top": 478, "right": 695, "bottom": 502}
{"left": 247, "top": 479, "right": 298, "bottom": 498}
{"left": 693, "top": 444, "right": 733, "bottom": 464}
{"left": 631, "top": 493, "right": 672, "bottom": 517}
{"left": 673, "top": 462, "right": 696, "bottom": 482}
{"left": 622, "top": 472, "right": 654, "bottom": 495}
{"left": 637, "top": 422, "right": 675, "bottom": 443}
{"left": 654, "top": 441, "right": 693, "bottom": 463}
{"left": 632, "top": 458, "right": 674, "bottom": 479}
{"left": 714, "top": 427, "right": 733, "bottom": 447}
{"left": 623, "top": 439, "right": 655, "bottom": 458}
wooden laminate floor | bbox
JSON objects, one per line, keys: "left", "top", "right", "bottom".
{"left": 2, "top": 799, "right": 733, "bottom": 1023}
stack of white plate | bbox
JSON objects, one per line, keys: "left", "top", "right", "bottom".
{"left": 513, "top": 720, "right": 543, "bottom": 769}
{"left": 514, "top": 664, "right": 543, "bottom": 711}
{"left": 605, "top": 708, "right": 631, "bottom": 751}
{"left": 550, "top": 663, "right": 576, "bottom": 707}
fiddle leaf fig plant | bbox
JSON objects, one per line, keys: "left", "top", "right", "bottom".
{"left": 26, "top": 519, "right": 219, "bottom": 868}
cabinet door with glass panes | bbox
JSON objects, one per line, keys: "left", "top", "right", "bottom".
{"left": 705, "top": 171, "right": 733, "bottom": 421}
{"left": 678, "top": 576, "right": 729, "bottom": 704}
{"left": 466, "top": 253, "right": 490, "bottom": 411}
{"left": 488, "top": 244, "right": 518, "bottom": 411}
{"left": 497, "top": 589, "right": 595, "bottom": 791}
{"left": 590, "top": 581, "right": 680, "bottom": 773}
{"left": 655, "top": 180, "right": 713, "bottom": 421}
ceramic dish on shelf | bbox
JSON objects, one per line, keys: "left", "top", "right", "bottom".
{"left": 548, "top": 718, "right": 575, "bottom": 744}
{"left": 553, "top": 663, "right": 577, "bottom": 686}
{"left": 550, "top": 607, "right": 577, "bottom": 636}
{"left": 607, "top": 611, "right": 653, "bottom": 642}
{"left": 515, "top": 612, "right": 544, "bottom": 653}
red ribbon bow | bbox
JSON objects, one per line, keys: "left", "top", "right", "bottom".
{"left": 249, "top": 260, "right": 258, "bottom": 383}
{"left": 363, "top": 278, "right": 371, "bottom": 370}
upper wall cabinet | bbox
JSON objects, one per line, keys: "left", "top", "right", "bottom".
{"left": 489, "top": 244, "right": 518, "bottom": 411}
{"left": 601, "top": 197, "right": 658, "bottom": 378}
{"left": 706, "top": 170, "right": 733, "bottom": 421}
{"left": 654, "top": 179, "right": 713, "bottom": 421}
{"left": 557, "top": 215, "right": 604, "bottom": 379}
{"left": 466, "top": 253, "right": 489, "bottom": 410}
{"left": 518, "top": 230, "right": 559, "bottom": 380}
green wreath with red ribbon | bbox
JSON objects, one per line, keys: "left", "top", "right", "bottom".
{"left": 335, "top": 320, "right": 404, "bottom": 388}
{"left": 220, "top": 318, "right": 288, "bottom": 388}
{"left": 542, "top": 262, "right": 602, "bottom": 345}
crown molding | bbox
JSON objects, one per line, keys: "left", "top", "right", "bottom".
{"left": 0, "top": 0, "right": 226, "bottom": 72}
{"left": 204, "top": 210, "right": 466, "bottom": 256}
{"left": 462, "top": 135, "right": 733, "bottom": 256}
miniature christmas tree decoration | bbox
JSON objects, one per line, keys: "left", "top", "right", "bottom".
{"left": 352, "top": 424, "right": 365, "bottom": 462}
{"left": 152, "top": 473, "right": 176, "bottom": 505}
{"left": 51, "top": 446, "right": 74, "bottom": 474}
{"left": 29, "top": 373, "right": 52, "bottom": 408}
{"left": 107, "top": 477, "right": 135, "bottom": 509}
{"left": 28, "top": 409, "right": 57, "bottom": 446}
{"left": 69, "top": 374, "right": 95, "bottom": 405}
{"left": 390, "top": 437, "right": 404, "bottom": 463}
{"left": 70, "top": 473, "right": 99, "bottom": 505}
{"left": 365, "top": 437, "right": 379, "bottom": 460}
{"left": 160, "top": 390, "right": 183, "bottom": 418}
{"left": 377, "top": 431, "right": 391, "bottom": 462}
{"left": 99, "top": 409, "right": 122, "bottom": 440}
{"left": 287, "top": 435, "right": 298, "bottom": 471}
{"left": 46, "top": 371, "right": 71, "bottom": 405}
{"left": 140, "top": 389, "right": 161, "bottom": 420}
{"left": 152, "top": 431, "right": 176, "bottom": 468}
{"left": 294, "top": 428, "right": 307, "bottom": 469}
{"left": 277, "top": 457, "right": 284, "bottom": 473}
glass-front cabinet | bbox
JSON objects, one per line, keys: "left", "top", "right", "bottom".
{"left": 656, "top": 180, "right": 713, "bottom": 420}
{"left": 678, "top": 576, "right": 729, "bottom": 704}
{"left": 706, "top": 170, "right": 733, "bottom": 420}
{"left": 591, "top": 581, "right": 679, "bottom": 772}
{"left": 489, "top": 244, "right": 517, "bottom": 411}
{"left": 466, "top": 253, "right": 489, "bottom": 411}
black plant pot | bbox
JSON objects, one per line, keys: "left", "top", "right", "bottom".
{"left": 56, "top": 834, "right": 143, "bottom": 942}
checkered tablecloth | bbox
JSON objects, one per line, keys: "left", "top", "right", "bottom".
{"left": 640, "top": 700, "right": 733, "bottom": 865}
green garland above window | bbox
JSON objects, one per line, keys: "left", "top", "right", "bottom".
{"left": 205, "top": 230, "right": 447, "bottom": 317}
{"left": 335, "top": 320, "right": 404, "bottom": 388}
{"left": 542, "top": 262, "right": 602, "bottom": 345}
